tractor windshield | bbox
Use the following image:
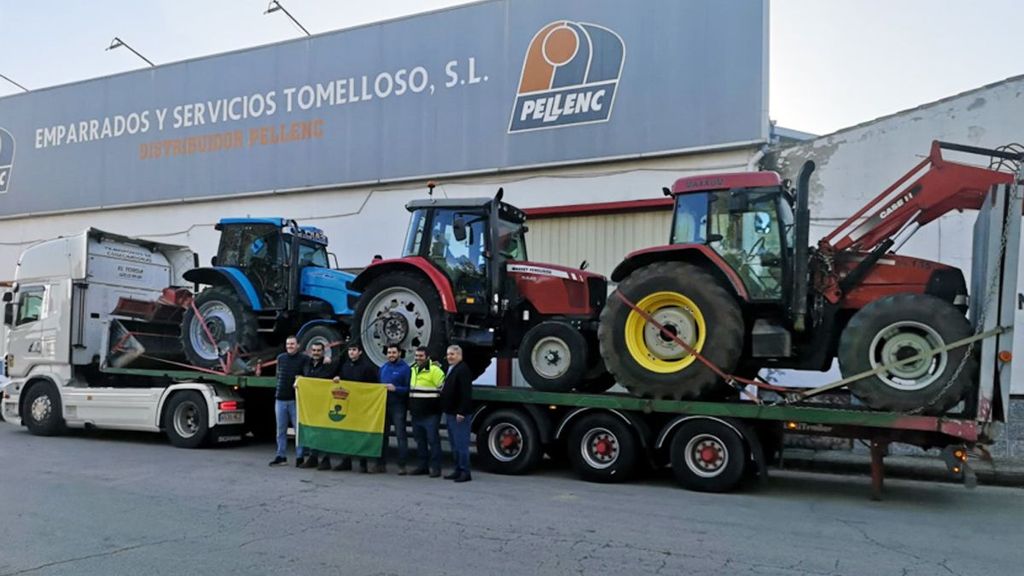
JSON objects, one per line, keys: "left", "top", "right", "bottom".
{"left": 497, "top": 218, "right": 527, "bottom": 261}
{"left": 671, "top": 193, "right": 709, "bottom": 244}
{"left": 708, "top": 188, "right": 785, "bottom": 300}
{"left": 216, "top": 223, "right": 285, "bottom": 269}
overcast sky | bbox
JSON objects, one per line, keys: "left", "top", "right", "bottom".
{"left": 1, "top": 0, "right": 1022, "bottom": 135}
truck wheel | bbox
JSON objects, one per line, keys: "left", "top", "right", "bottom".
{"left": 23, "top": 381, "right": 65, "bottom": 436}
{"left": 299, "top": 325, "right": 344, "bottom": 363}
{"left": 839, "top": 294, "right": 975, "bottom": 415}
{"left": 599, "top": 262, "right": 744, "bottom": 400}
{"left": 163, "top": 391, "right": 211, "bottom": 449}
{"left": 566, "top": 413, "right": 638, "bottom": 483}
{"left": 669, "top": 419, "right": 747, "bottom": 492}
{"left": 475, "top": 409, "right": 543, "bottom": 475}
{"left": 180, "top": 287, "right": 260, "bottom": 371}
{"left": 519, "top": 321, "right": 588, "bottom": 392}
{"left": 354, "top": 272, "right": 448, "bottom": 368}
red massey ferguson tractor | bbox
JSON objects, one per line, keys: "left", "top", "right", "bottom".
{"left": 599, "top": 141, "right": 1020, "bottom": 414}
{"left": 351, "top": 189, "right": 613, "bottom": 392}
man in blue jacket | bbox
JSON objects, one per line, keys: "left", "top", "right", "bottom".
{"left": 378, "top": 344, "right": 411, "bottom": 474}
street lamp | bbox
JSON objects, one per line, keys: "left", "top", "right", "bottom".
{"left": 106, "top": 37, "right": 155, "bottom": 67}
{"left": 265, "top": 1, "right": 311, "bottom": 36}
{"left": 0, "top": 73, "right": 28, "bottom": 92}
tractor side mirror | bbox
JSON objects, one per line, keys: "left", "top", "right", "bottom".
{"left": 579, "top": 260, "right": 589, "bottom": 271}
{"left": 210, "top": 256, "right": 219, "bottom": 267}
{"left": 452, "top": 218, "right": 468, "bottom": 243}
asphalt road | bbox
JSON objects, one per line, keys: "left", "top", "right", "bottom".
{"left": 1, "top": 423, "right": 1022, "bottom": 576}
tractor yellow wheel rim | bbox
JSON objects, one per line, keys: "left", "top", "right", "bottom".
{"left": 623, "top": 291, "right": 706, "bottom": 374}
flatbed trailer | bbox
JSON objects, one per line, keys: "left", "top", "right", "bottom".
{"left": 92, "top": 365, "right": 993, "bottom": 498}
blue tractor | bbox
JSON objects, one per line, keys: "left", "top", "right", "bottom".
{"left": 180, "top": 218, "right": 358, "bottom": 371}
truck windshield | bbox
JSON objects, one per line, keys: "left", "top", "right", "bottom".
{"left": 498, "top": 218, "right": 527, "bottom": 261}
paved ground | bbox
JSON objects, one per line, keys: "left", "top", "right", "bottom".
{"left": 1, "top": 423, "right": 1023, "bottom": 576}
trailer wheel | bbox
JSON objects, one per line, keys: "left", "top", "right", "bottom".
{"left": 299, "top": 325, "right": 344, "bottom": 363}
{"left": 839, "top": 294, "right": 975, "bottom": 415}
{"left": 476, "top": 409, "right": 543, "bottom": 475}
{"left": 567, "top": 413, "right": 639, "bottom": 483}
{"left": 23, "top": 381, "right": 65, "bottom": 437}
{"left": 519, "top": 321, "right": 588, "bottom": 392}
{"left": 599, "top": 262, "right": 744, "bottom": 400}
{"left": 180, "top": 287, "right": 260, "bottom": 371}
{"left": 354, "top": 272, "right": 449, "bottom": 369}
{"left": 669, "top": 419, "right": 747, "bottom": 493}
{"left": 163, "top": 391, "right": 211, "bottom": 449}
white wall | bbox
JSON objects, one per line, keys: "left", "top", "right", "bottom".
{"left": 769, "top": 76, "right": 1024, "bottom": 393}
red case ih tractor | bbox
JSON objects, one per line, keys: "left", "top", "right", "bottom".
{"left": 351, "top": 189, "right": 612, "bottom": 392}
{"left": 599, "top": 141, "right": 1019, "bottom": 414}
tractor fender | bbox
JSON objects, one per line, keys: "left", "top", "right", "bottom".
{"left": 351, "top": 257, "right": 457, "bottom": 313}
{"left": 610, "top": 245, "right": 750, "bottom": 301}
{"left": 183, "top": 267, "right": 263, "bottom": 310}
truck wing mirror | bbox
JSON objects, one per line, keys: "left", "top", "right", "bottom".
{"left": 453, "top": 218, "right": 468, "bottom": 243}
{"left": 3, "top": 302, "right": 12, "bottom": 326}
{"left": 1, "top": 291, "right": 11, "bottom": 303}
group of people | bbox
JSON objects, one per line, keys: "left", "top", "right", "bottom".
{"left": 268, "top": 336, "right": 475, "bottom": 483}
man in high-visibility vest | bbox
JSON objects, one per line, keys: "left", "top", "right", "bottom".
{"left": 408, "top": 346, "right": 445, "bottom": 477}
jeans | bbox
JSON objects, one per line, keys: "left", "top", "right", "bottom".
{"left": 412, "top": 413, "right": 442, "bottom": 472}
{"left": 445, "top": 413, "right": 473, "bottom": 476}
{"left": 383, "top": 399, "right": 409, "bottom": 466}
{"left": 275, "top": 400, "right": 304, "bottom": 459}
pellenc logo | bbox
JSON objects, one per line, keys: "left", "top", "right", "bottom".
{"left": 508, "top": 20, "right": 625, "bottom": 133}
{"left": 0, "top": 127, "right": 13, "bottom": 194}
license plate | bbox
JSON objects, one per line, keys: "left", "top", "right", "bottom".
{"left": 219, "top": 410, "right": 245, "bottom": 424}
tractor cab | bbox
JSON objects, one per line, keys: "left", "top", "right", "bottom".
{"left": 210, "top": 218, "right": 333, "bottom": 311}
{"left": 403, "top": 192, "right": 527, "bottom": 316}
{"left": 669, "top": 173, "right": 793, "bottom": 302}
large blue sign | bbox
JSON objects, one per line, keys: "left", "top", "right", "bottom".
{"left": 0, "top": 0, "right": 768, "bottom": 217}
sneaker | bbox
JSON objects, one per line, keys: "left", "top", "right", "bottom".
{"left": 295, "top": 457, "right": 305, "bottom": 468}
{"left": 299, "top": 456, "right": 319, "bottom": 469}
{"left": 269, "top": 456, "right": 287, "bottom": 466}
{"left": 397, "top": 465, "right": 407, "bottom": 476}
{"left": 443, "top": 471, "right": 460, "bottom": 480}
{"left": 317, "top": 457, "right": 332, "bottom": 471}
{"left": 429, "top": 469, "right": 442, "bottom": 478}
{"left": 453, "top": 473, "right": 472, "bottom": 483}
{"left": 408, "top": 467, "right": 428, "bottom": 476}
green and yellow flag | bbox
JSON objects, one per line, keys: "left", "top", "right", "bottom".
{"left": 296, "top": 377, "right": 387, "bottom": 458}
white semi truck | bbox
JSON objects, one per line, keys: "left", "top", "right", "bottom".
{"left": 0, "top": 230, "right": 245, "bottom": 447}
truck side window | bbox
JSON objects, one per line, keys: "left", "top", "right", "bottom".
{"left": 16, "top": 288, "right": 44, "bottom": 325}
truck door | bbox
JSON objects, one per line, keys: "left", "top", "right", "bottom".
{"left": 6, "top": 285, "right": 46, "bottom": 377}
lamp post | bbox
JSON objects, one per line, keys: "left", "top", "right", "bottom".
{"left": 265, "top": 1, "right": 311, "bottom": 36}
{"left": 106, "top": 37, "right": 155, "bottom": 67}
{"left": 0, "top": 73, "right": 28, "bottom": 92}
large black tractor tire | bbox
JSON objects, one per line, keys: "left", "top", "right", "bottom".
{"left": 519, "top": 321, "right": 588, "bottom": 392}
{"left": 298, "top": 325, "right": 345, "bottom": 364}
{"left": 598, "top": 262, "right": 745, "bottom": 400}
{"left": 353, "top": 272, "right": 450, "bottom": 367}
{"left": 461, "top": 346, "right": 493, "bottom": 380}
{"left": 577, "top": 365, "right": 618, "bottom": 394}
{"left": 180, "top": 287, "right": 260, "bottom": 371}
{"left": 839, "top": 294, "right": 975, "bottom": 415}
{"left": 23, "top": 381, "right": 66, "bottom": 437}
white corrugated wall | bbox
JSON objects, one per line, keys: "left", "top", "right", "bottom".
{"left": 526, "top": 210, "right": 673, "bottom": 278}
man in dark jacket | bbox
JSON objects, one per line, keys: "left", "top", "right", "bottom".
{"left": 378, "top": 344, "right": 411, "bottom": 474}
{"left": 298, "top": 341, "right": 339, "bottom": 470}
{"left": 269, "top": 336, "right": 309, "bottom": 467}
{"left": 440, "top": 344, "right": 474, "bottom": 482}
{"left": 333, "top": 340, "right": 379, "bottom": 473}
